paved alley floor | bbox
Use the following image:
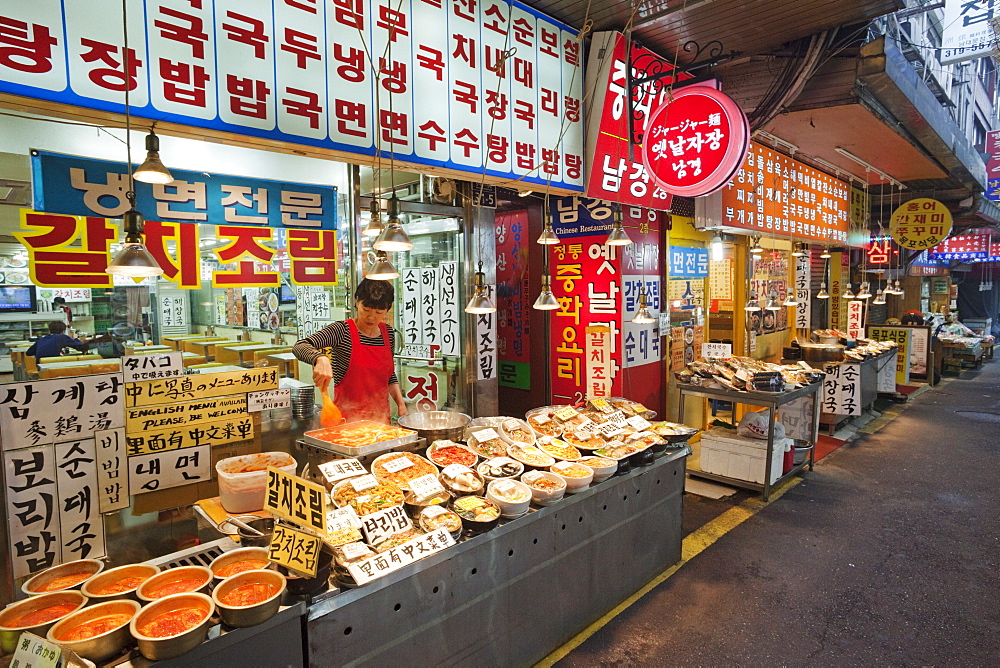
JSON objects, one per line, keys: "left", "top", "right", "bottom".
{"left": 555, "top": 364, "right": 1000, "bottom": 666}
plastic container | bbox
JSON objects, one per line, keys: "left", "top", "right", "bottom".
{"left": 216, "top": 452, "right": 297, "bottom": 513}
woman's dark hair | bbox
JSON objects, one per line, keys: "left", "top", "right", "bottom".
{"left": 355, "top": 278, "right": 394, "bottom": 310}
{"left": 48, "top": 320, "right": 66, "bottom": 334}
{"left": 53, "top": 297, "right": 66, "bottom": 305}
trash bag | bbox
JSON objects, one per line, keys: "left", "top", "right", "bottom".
{"left": 736, "top": 409, "right": 786, "bottom": 441}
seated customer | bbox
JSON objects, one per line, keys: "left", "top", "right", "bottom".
{"left": 26, "top": 321, "right": 88, "bottom": 363}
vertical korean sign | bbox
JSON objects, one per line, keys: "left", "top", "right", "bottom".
{"left": 868, "top": 326, "right": 913, "bottom": 385}
{"left": 620, "top": 206, "right": 663, "bottom": 411}
{"left": 846, "top": 300, "right": 864, "bottom": 340}
{"left": 548, "top": 197, "right": 622, "bottom": 403}
{"left": 794, "top": 253, "right": 811, "bottom": 329}
{"left": 496, "top": 210, "right": 531, "bottom": 389}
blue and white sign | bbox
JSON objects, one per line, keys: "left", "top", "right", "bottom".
{"left": 668, "top": 246, "right": 709, "bottom": 279}
{"left": 1, "top": 0, "right": 583, "bottom": 192}
{"left": 31, "top": 150, "right": 337, "bottom": 230}
{"left": 549, "top": 196, "right": 614, "bottom": 238}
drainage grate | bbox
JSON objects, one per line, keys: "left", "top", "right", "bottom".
{"left": 146, "top": 537, "right": 234, "bottom": 569}
{"left": 954, "top": 410, "right": 1000, "bottom": 422}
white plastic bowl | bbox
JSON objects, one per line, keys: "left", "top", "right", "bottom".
{"left": 520, "top": 470, "right": 567, "bottom": 505}
{"left": 485, "top": 479, "right": 532, "bottom": 518}
{"left": 577, "top": 456, "right": 618, "bottom": 483}
{"left": 549, "top": 461, "right": 594, "bottom": 493}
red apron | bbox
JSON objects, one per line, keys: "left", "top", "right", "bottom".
{"left": 334, "top": 320, "right": 394, "bottom": 424}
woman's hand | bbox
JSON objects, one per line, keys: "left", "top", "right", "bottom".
{"left": 313, "top": 356, "right": 333, "bottom": 390}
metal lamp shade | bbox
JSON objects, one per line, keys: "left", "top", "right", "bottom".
{"left": 367, "top": 253, "right": 399, "bottom": 280}
{"left": 106, "top": 243, "right": 164, "bottom": 278}
{"left": 373, "top": 223, "right": 413, "bottom": 252}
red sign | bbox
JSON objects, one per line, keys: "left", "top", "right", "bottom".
{"left": 867, "top": 236, "right": 896, "bottom": 266}
{"left": 642, "top": 85, "right": 750, "bottom": 197}
{"left": 496, "top": 210, "right": 531, "bottom": 365}
{"left": 584, "top": 31, "right": 686, "bottom": 211}
{"left": 927, "top": 234, "right": 990, "bottom": 260}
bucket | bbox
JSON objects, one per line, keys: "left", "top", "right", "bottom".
{"left": 792, "top": 444, "right": 813, "bottom": 465}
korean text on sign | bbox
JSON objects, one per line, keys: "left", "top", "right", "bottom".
{"left": 269, "top": 524, "right": 321, "bottom": 577}
{"left": 265, "top": 466, "right": 327, "bottom": 534}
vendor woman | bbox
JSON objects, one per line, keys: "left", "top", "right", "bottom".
{"left": 293, "top": 279, "right": 408, "bottom": 423}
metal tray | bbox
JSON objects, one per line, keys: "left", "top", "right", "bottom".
{"left": 303, "top": 420, "right": 419, "bottom": 456}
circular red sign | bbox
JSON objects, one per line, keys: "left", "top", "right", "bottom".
{"left": 641, "top": 86, "right": 750, "bottom": 197}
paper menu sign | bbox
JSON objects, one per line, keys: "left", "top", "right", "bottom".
{"left": 347, "top": 529, "right": 455, "bottom": 585}
{"left": 606, "top": 411, "right": 628, "bottom": 428}
{"left": 626, "top": 415, "right": 652, "bottom": 431}
{"left": 409, "top": 473, "right": 446, "bottom": 501}
{"left": 472, "top": 428, "right": 500, "bottom": 442}
{"left": 383, "top": 457, "right": 415, "bottom": 473}
{"left": 264, "top": 467, "right": 328, "bottom": 534}
{"left": 441, "top": 463, "right": 470, "bottom": 478}
{"left": 339, "top": 542, "right": 371, "bottom": 561}
{"left": 553, "top": 407, "right": 578, "bottom": 421}
{"left": 359, "top": 505, "right": 412, "bottom": 545}
{"left": 326, "top": 506, "right": 362, "bottom": 533}
{"left": 319, "top": 458, "right": 367, "bottom": 484}
{"left": 268, "top": 524, "right": 321, "bottom": 577}
{"left": 247, "top": 388, "right": 292, "bottom": 411}
{"left": 9, "top": 633, "right": 61, "bottom": 668}
{"left": 122, "top": 352, "right": 184, "bottom": 382}
{"left": 350, "top": 474, "right": 379, "bottom": 492}
{"left": 589, "top": 398, "right": 614, "bottom": 413}
{"left": 598, "top": 421, "right": 624, "bottom": 438}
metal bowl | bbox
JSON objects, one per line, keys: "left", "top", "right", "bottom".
{"left": 130, "top": 592, "right": 215, "bottom": 661}
{"left": 21, "top": 559, "right": 105, "bottom": 596}
{"left": 136, "top": 566, "right": 213, "bottom": 603}
{"left": 46, "top": 599, "right": 139, "bottom": 662}
{"left": 236, "top": 517, "right": 276, "bottom": 548}
{"left": 211, "top": 569, "right": 286, "bottom": 628}
{"left": 209, "top": 547, "right": 275, "bottom": 582}
{"left": 0, "top": 590, "right": 89, "bottom": 654}
{"left": 397, "top": 410, "right": 471, "bottom": 442}
{"left": 81, "top": 563, "right": 160, "bottom": 602}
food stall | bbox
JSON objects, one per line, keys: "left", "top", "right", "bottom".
{"left": 0, "top": 364, "right": 694, "bottom": 667}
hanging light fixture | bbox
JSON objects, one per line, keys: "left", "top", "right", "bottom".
{"left": 366, "top": 251, "right": 399, "bottom": 280}
{"left": 843, "top": 283, "right": 856, "bottom": 299}
{"left": 363, "top": 198, "right": 384, "bottom": 237}
{"left": 537, "top": 200, "right": 560, "bottom": 245}
{"left": 765, "top": 296, "right": 781, "bottom": 311}
{"left": 857, "top": 281, "right": 872, "bottom": 299}
{"left": 816, "top": 282, "right": 830, "bottom": 299}
{"left": 710, "top": 231, "right": 725, "bottom": 262}
{"left": 373, "top": 195, "right": 413, "bottom": 251}
{"left": 465, "top": 261, "right": 496, "bottom": 314}
{"left": 133, "top": 129, "right": 174, "bottom": 184}
{"left": 783, "top": 292, "right": 798, "bottom": 307}
{"left": 631, "top": 290, "right": 656, "bottom": 323}
{"left": 744, "top": 292, "right": 761, "bottom": 312}
{"left": 750, "top": 235, "right": 764, "bottom": 254}
{"left": 872, "top": 288, "right": 886, "bottom": 305}
{"left": 533, "top": 274, "right": 560, "bottom": 310}
{"left": 820, "top": 247, "right": 832, "bottom": 259}
{"left": 106, "top": 1, "right": 163, "bottom": 280}
{"left": 791, "top": 243, "right": 805, "bottom": 257}
{"left": 604, "top": 205, "right": 632, "bottom": 246}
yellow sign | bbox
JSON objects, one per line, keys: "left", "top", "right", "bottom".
{"left": 265, "top": 467, "right": 328, "bottom": 534}
{"left": 125, "top": 395, "right": 248, "bottom": 431}
{"left": 268, "top": 524, "right": 321, "bottom": 577}
{"left": 889, "top": 198, "right": 953, "bottom": 250}
{"left": 125, "top": 368, "right": 279, "bottom": 407}
{"left": 124, "top": 415, "right": 254, "bottom": 456}
{"left": 850, "top": 187, "right": 869, "bottom": 227}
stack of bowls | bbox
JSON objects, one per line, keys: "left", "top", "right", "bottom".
{"left": 291, "top": 386, "right": 315, "bottom": 418}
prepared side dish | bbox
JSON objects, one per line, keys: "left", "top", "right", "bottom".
{"left": 579, "top": 456, "right": 616, "bottom": 469}
{"left": 371, "top": 452, "right": 437, "bottom": 489}
{"left": 453, "top": 496, "right": 501, "bottom": 522}
{"left": 562, "top": 430, "right": 605, "bottom": 450}
{"left": 466, "top": 434, "right": 508, "bottom": 458}
{"left": 213, "top": 559, "right": 269, "bottom": 578}
{"left": 138, "top": 607, "right": 207, "bottom": 638}
{"left": 5, "top": 604, "right": 79, "bottom": 628}
{"left": 506, "top": 443, "right": 556, "bottom": 467}
{"left": 417, "top": 506, "right": 463, "bottom": 534}
{"left": 219, "top": 582, "right": 279, "bottom": 607}
{"left": 374, "top": 529, "right": 424, "bottom": 552}
{"left": 427, "top": 443, "right": 477, "bottom": 467}
{"left": 489, "top": 482, "right": 530, "bottom": 503}
{"left": 550, "top": 463, "right": 592, "bottom": 478}
{"left": 594, "top": 443, "right": 640, "bottom": 460}
{"left": 439, "top": 465, "right": 484, "bottom": 494}
{"left": 538, "top": 438, "right": 582, "bottom": 461}
{"left": 523, "top": 475, "right": 564, "bottom": 492}
{"left": 332, "top": 479, "right": 404, "bottom": 515}
{"left": 92, "top": 576, "right": 146, "bottom": 595}
{"left": 499, "top": 418, "right": 535, "bottom": 444}
{"left": 477, "top": 458, "right": 523, "bottom": 478}
{"left": 308, "top": 423, "right": 413, "bottom": 448}
{"left": 36, "top": 572, "right": 92, "bottom": 592}
{"left": 526, "top": 413, "right": 561, "bottom": 436}
{"left": 57, "top": 614, "right": 133, "bottom": 641}
{"left": 146, "top": 577, "right": 208, "bottom": 599}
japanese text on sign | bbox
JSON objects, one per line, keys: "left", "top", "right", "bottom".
{"left": 125, "top": 368, "right": 278, "bottom": 407}
{"left": 248, "top": 389, "right": 291, "bottom": 411}
{"left": 122, "top": 352, "right": 184, "bottom": 382}
{"left": 265, "top": 467, "right": 328, "bottom": 534}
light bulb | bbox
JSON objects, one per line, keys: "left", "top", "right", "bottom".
{"left": 873, "top": 289, "right": 886, "bottom": 305}
{"left": 605, "top": 208, "right": 631, "bottom": 246}
{"left": 744, "top": 296, "right": 761, "bottom": 312}
{"left": 366, "top": 251, "right": 398, "bottom": 280}
{"left": 857, "top": 281, "right": 872, "bottom": 299}
{"left": 465, "top": 266, "right": 496, "bottom": 314}
{"left": 820, "top": 248, "right": 832, "bottom": 259}
{"left": 711, "top": 232, "right": 725, "bottom": 261}
{"left": 791, "top": 243, "right": 804, "bottom": 257}
{"left": 631, "top": 292, "right": 656, "bottom": 323}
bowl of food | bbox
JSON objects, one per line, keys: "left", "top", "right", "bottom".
{"left": 280, "top": 550, "right": 333, "bottom": 596}
{"left": 426, "top": 440, "right": 478, "bottom": 468}
{"left": 209, "top": 547, "right": 273, "bottom": 582}
{"left": 235, "top": 516, "right": 276, "bottom": 548}
{"left": 331, "top": 477, "right": 405, "bottom": 515}
{"left": 331, "top": 543, "right": 374, "bottom": 590}
{"left": 416, "top": 506, "right": 464, "bottom": 541}
{"left": 22, "top": 559, "right": 104, "bottom": 596}
{"left": 497, "top": 418, "right": 536, "bottom": 446}
{"left": 520, "top": 470, "right": 567, "bottom": 505}
{"left": 506, "top": 443, "right": 556, "bottom": 468}
{"left": 0, "top": 591, "right": 88, "bottom": 654}
{"left": 46, "top": 599, "right": 139, "bottom": 662}
{"left": 562, "top": 428, "right": 606, "bottom": 451}
{"left": 403, "top": 489, "right": 452, "bottom": 516}
{"left": 81, "top": 563, "right": 160, "bottom": 602}
{"left": 549, "top": 461, "right": 594, "bottom": 493}
{"left": 397, "top": 410, "right": 471, "bottom": 442}
{"left": 438, "top": 464, "right": 485, "bottom": 496}
{"left": 537, "top": 437, "right": 583, "bottom": 462}
{"left": 370, "top": 452, "right": 438, "bottom": 492}
{"left": 476, "top": 457, "right": 524, "bottom": 482}
{"left": 130, "top": 592, "right": 215, "bottom": 661}
{"left": 212, "top": 569, "right": 286, "bottom": 628}
{"left": 451, "top": 496, "right": 501, "bottom": 533}
{"left": 373, "top": 529, "right": 425, "bottom": 553}
{"left": 136, "top": 566, "right": 213, "bottom": 603}
{"left": 525, "top": 411, "right": 562, "bottom": 437}
{"left": 465, "top": 429, "right": 510, "bottom": 459}
{"left": 485, "top": 479, "right": 532, "bottom": 518}
{"left": 577, "top": 456, "right": 618, "bottom": 483}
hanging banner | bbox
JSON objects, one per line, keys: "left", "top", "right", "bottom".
{"left": 829, "top": 252, "right": 848, "bottom": 330}
{"left": 496, "top": 210, "right": 531, "bottom": 389}
{"left": 987, "top": 130, "right": 1000, "bottom": 202}
{"left": 643, "top": 85, "right": 750, "bottom": 198}
{"left": 0, "top": 1, "right": 583, "bottom": 192}
{"left": 437, "top": 262, "right": 460, "bottom": 357}
{"left": 927, "top": 234, "right": 990, "bottom": 260}
{"left": 940, "top": 0, "right": 999, "bottom": 64}
{"left": 549, "top": 196, "right": 615, "bottom": 238}
{"left": 966, "top": 242, "right": 1000, "bottom": 263}
{"left": 720, "top": 143, "right": 850, "bottom": 243}
{"left": 822, "top": 362, "right": 861, "bottom": 416}
{"left": 846, "top": 300, "right": 864, "bottom": 340}
{"left": 583, "top": 31, "right": 683, "bottom": 210}
{"left": 475, "top": 286, "right": 498, "bottom": 382}
{"left": 620, "top": 206, "right": 663, "bottom": 411}
{"left": 889, "top": 199, "right": 953, "bottom": 250}
{"left": 584, "top": 325, "right": 612, "bottom": 399}
{"left": 794, "top": 253, "right": 811, "bottom": 329}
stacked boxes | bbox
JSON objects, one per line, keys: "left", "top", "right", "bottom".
{"left": 699, "top": 428, "right": 790, "bottom": 485}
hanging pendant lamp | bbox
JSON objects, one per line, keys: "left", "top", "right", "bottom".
{"left": 537, "top": 204, "right": 560, "bottom": 245}
{"left": 816, "top": 282, "right": 830, "bottom": 299}
{"left": 533, "top": 274, "right": 560, "bottom": 310}
{"left": 857, "top": 281, "right": 872, "bottom": 299}
{"left": 843, "top": 283, "right": 856, "bottom": 299}
{"left": 373, "top": 195, "right": 413, "bottom": 251}
{"left": 872, "top": 288, "right": 886, "bottom": 305}
{"left": 791, "top": 243, "right": 805, "bottom": 257}
{"left": 363, "top": 198, "right": 384, "bottom": 237}
{"left": 744, "top": 292, "right": 762, "bottom": 312}
{"left": 750, "top": 235, "right": 764, "bottom": 254}
{"left": 631, "top": 290, "right": 656, "bottom": 323}
{"left": 465, "top": 261, "right": 497, "bottom": 314}
{"left": 783, "top": 292, "right": 798, "bottom": 307}
{"left": 605, "top": 205, "right": 632, "bottom": 246}
{"left": 134, "top": 129, "right": 174, "bottom": 184}
{"left": 366, "top": 250, "right": 399, "bottom": 280}
{"left": 820, "top": 247, "right": 832, "bottom": 259}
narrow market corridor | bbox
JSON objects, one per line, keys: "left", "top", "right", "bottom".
{"left": 556, "top": 365, "right": 1000, "bottom": 666}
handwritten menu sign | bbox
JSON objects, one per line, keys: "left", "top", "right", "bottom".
{"left": 129, "top": 446, "right": 211, "bottom": 493}
{"left": 822, "top": 363, "right": 861, "bottom": 416}
{"left": 124, "top": 416, "right": 254, "bottom": 456}
{"left": 360, "top": 506, "right": 412, "bottom": 546}
{"left": 701, "top": 342, "right": 732, "bottom": 359}
{"left": 9, "top": 633, "right": 61, "bottom": 668}
{"left": 247, "top": 389, "right": 291, "bottom": 412}
{"left": 121, "top": 352, "right": 184, "bottom": 382}
{"left": 319, "top": 458, "right": 367, "bottom": 484}
{"left": 409, "top": 474, "right": 447, "bottom": 502}
{"left": 269, "top": 524, "right": 321, "bottom": 577}
{"left": 95, "top": 428, "right": 128, "bottom": 513}
{"left": 438, "top": 261, "right": 460, "bottom": 357}
{"left": 124, "top": 368, "right": 278, "bottom": 408}
{"left": 265, "top": 467, "right": 327, "bottom": 534}
{"left": 326, "top": 506, "right": 363, "bottom": 534}
{"left": 125, "top": 395, "right": 248, "bottom": 432}
{"left": 847, "top": 300, "right": 864, "bottom": 340}
{"left": 0, "top": 374, "right": 124, "bottom": 451}
{"left": 54, "top": 438, "right": 105, "bottom": 564}
{"left": 347, "top": 529, "right": 456, "bottom": 585}
{"left": 476, "top": 286, "right": 498, "bottom": 381}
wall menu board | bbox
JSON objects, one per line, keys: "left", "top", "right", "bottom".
{"left": 0, "top": 0, "right": 583, "bottom": 192}
{"left": 720, "top": 142, "right": 849, "bottom": 243}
